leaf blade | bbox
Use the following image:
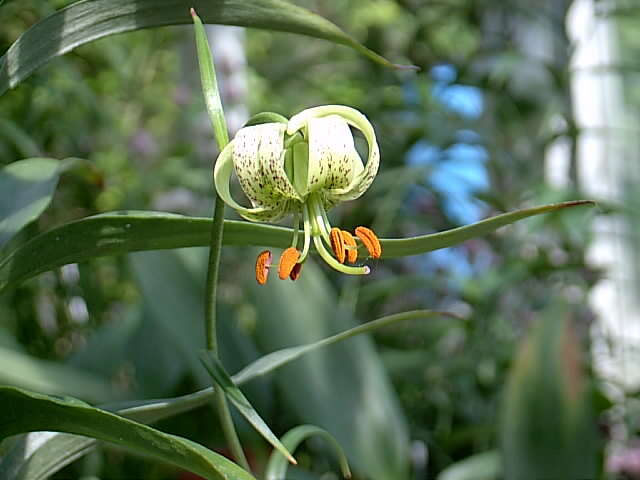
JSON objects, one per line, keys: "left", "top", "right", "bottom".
{"left": 0, "top": 308, "right": 449, "bottom": 480}
{"left": 0, "top": 0, "right": 412, "bottom": 95}
{"left": 200, "top": 352, "right": 297, "bottom": 465}
{"left": 0, "top": 386, "right": 256, "bottom": 480}
{"left": 0, "top": 201, "right": 594, "bottom": 292}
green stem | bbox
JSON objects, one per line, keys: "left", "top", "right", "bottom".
{"left": 192, "top": 8, "right": 250, "bottom": 472}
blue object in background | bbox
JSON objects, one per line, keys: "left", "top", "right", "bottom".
{"left": 404, "top": 65, "right": 490, "bottom": 281}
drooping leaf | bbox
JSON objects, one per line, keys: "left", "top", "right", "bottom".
{"left": 200, "top": 351, "right": 296, "bottom": 465}
{"left": 0, "top": 308, "right": 448, "bottom": 480}
{"left": 436, "top": 451, "right": 501, "bottom": 480}
{"left": 250, "top": 260, "right": 410, "bottom": 479}
{"left": 0, "top": 201, "right": 594, "bottom": 292}
{"left": 265, "top": 425, "right": 351, "bottom": 480}
{"left": 500, "top": 308, "right": 601, "bottom": 480}
{"left": 233, "top": 309, "right": 454, "bottom": 384}
{"left": 0, "top": 387, "right": 256, "bottom": 480}
{"left": 0, "top": 0, "right": 413, "bottom": 96}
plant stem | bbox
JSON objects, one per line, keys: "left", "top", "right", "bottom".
{"left": 191, "top": 9, "right": 250, "bottom": 471}
{"left": 204, "top": 175, "right": 251, "bottom": 474}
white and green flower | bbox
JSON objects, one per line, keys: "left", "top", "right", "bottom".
{"left": 214, "top": 105, "right": 382, "bottom": 284}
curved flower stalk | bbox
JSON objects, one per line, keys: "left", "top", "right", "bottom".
{"left": 214, "top": 105, "right": 382, "bottom": 284}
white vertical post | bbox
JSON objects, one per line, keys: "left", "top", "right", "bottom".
{"left": 566, "top": 0, "right": 640, "bottom": 391}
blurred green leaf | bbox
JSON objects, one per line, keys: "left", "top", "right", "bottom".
{"left": 130, "top": 250, "right": 211, "bottom": 389}
{"left": 0, "top": 0, "right": 412, "bottom": 96}
{"left": 0, "top": 306, "right": 447, "bottom": 479}
{"left": 250, "top": 260, "right": 410, "bottom": 479}
{"left": 500, "top": 309, "right": 600, "bottom": 480}
{"left": 0, "top": 158, "right": 66, "bottom": 248}
{"left": 0, "top": 201, "right": 594, "bottom": 292}
{"left": 436, "top": 451, "right": 500, "bottom": 480}
{"left": 0, "top": 387, "right": 256, "bottom": 480}
{"left": 200, "top": 352, "right": 296, "bottom": 465}
{"left": 265, "top": 425, "right": 351, "bottom": 480}
{"left": 0, "top": 343, "right": 114, "bottom": 403}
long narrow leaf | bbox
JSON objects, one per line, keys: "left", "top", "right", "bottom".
{"left": 0, "top": 309, "right": 450, "bottom": 480}
{"left": 191, "top": 8, "right": 229, "bottom": 147}
{"left": 0, "top": 387, "right": 256, "bottom": 480}
{"left": 200, "top": 352, "right": 296, "bottom": 465}
{"left": 0, "top": 0, "right": 412, "bottom": 95}
{"left": 0, "top": 201, "right": 593, "bottom": 292}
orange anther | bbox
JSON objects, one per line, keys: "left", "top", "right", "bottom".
{"left": 354, "top": 226, "right": 382, "bottom": 259}
{"left": 255, "top": 250, "right": 272, "bottom": 285}
{"left": 279, "top": 247, "right": 300, "bottom": 280}
{"left": 341, "top": 230, "right": 358, "bottom": 264}
{"left": 289, "top": 262, "right": 303, "bottom": 281}
{"left": 329, "top": 227, "right": 346, "bottom": 264}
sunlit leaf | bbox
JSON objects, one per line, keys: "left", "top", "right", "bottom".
{"left": 0, "top": 201, "right": 593, "bottom": 292}
{"left": 0, "top": 0, "right": 413, "bottom": 95}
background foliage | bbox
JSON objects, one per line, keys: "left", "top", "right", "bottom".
{"left": 0, "top": 0, "right": 623, "bottom": 479}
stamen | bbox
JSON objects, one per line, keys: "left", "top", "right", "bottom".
{"left": 255, "top": 250, "right": 272, "bottom": 285}
{"left": 289, "top": 263, "right": 303, "bottom": 281}
{"left": 355, "top": 226, "right": 382, "bottom": 259}
{"left": 329, "top": 228, "right": 346, "bottom": 264}
{"left": 279, "top": 247, "right": 301, "bottom": 280}
{"left": 341, "top": 230, "right": 358, "bottom": 264}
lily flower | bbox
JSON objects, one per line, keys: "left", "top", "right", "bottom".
{"left": 214, "top": 105, "right": 382, "bottom": 284}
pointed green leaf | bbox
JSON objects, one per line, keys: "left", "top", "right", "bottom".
{"left": 0, "top": 0, "right": 414, "bottom": 96}
{"left": 191, "top": 8, "right": 228, "bottom": 148}
{"left": 233, "top": 309, "right": 454, "bottom": 384}
{"left": 0, "top": 201, "right": 593, "bottom": 292}
{"left": 200, "top": 351, "right": 296, "bottom": 465}
{"left": 500, "top": 309, "right": 601, "bottom": 480}
{"left": 0, "top": 387, "right": 256, "bottom": 480}
{"left": 265, "top": 425, "right": 351, "bottom": 480}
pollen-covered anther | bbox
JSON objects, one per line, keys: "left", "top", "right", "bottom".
{"left": 341, "top": 230, "right": 358, "bottom": 264}
{"left": 289, "top": 262, "right": 303, "bottom": 281}
{"left": 329, "top": 228, "right": 346, "bottom": 264}
{"left": 354, "top": 226, "right": 382, "bottom": 259}
{"left": 279, "top": 247, "right": 301, "bottom": 280}
{"left": 255, "top": 250, "right": 272, "bottom": 285}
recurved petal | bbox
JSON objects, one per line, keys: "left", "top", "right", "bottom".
{"left": 305, "top": 115, "right": 363, "bottom": 196}
{"left": 288, "top": 106, "right": 379, "bottom": 203}
{"left": 213, "top": 140, "right": 290, "bottom": 222}
{"left": 232, "top": 123, "right": 300, "bottom": 207}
